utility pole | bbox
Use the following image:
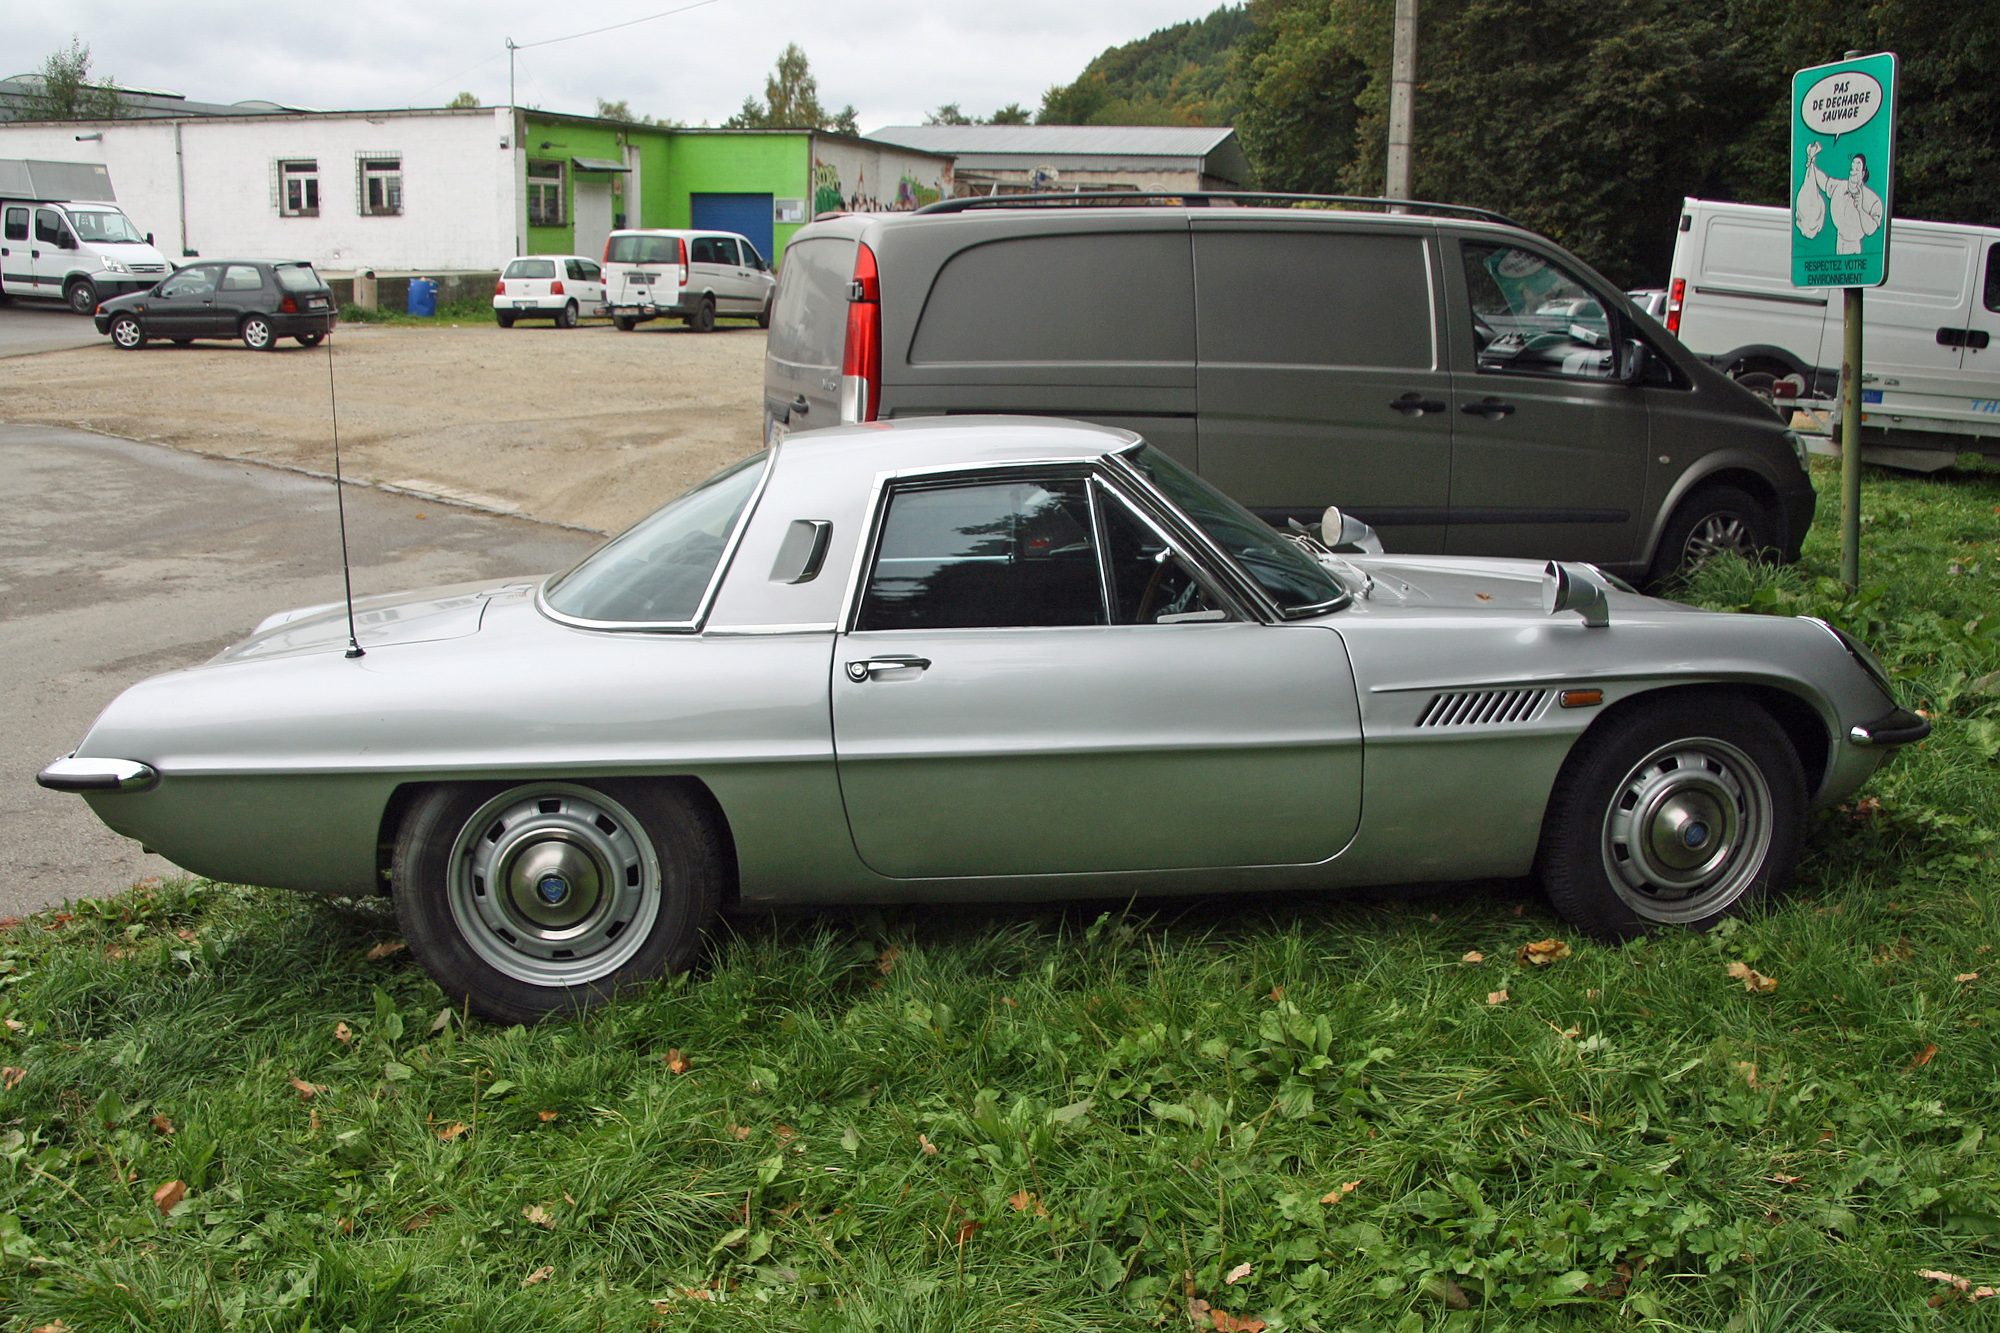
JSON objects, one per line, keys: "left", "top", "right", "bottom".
{"left": 1385, "top": 0, "right": 1418, "bottom": 202}
{"left": 507, "top": 37, "right": 517, "bottom": 112}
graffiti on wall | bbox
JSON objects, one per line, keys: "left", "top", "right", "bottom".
{"left": 812, "top": 144, "right": 949, "bottom": 217}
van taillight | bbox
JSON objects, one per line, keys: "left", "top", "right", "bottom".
{"left": 678, "top": 238, "right": 689, "bottom": 287}
{"left": 279, "top": 295, "right": 297, "bottom": 314}
{"left": 604, "top": 238, "right": 613, "bottom": 263}
{"left": 551, "top": 280, "right": 565, "bottom": 295}
{"left": 841, "top": 242, "right": 881, "bottom": 424}
{"left": 1666, "top": 278, "right": 1685, "bottom": 335}
{"left": 495, "top": 279, "right": 506, "bottom": 296}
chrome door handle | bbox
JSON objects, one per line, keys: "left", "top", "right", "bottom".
{"left": 845, "top": 655, "right": 931, "bottom": 681}
{"left": 1461, "top": 397, "right": 1516, "bottom": 420}
{"left": 1389, "top": 392, "right": 1447, "bottom": 416}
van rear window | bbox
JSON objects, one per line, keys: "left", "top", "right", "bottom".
{"left": 607, "top": 235, "right": 680, "bottom": 264}
{"left": 767, "top": 236, "right": 858, "bottom": 372}
{"left": 910, "top": 232, "right": 1195, "bottom": 364}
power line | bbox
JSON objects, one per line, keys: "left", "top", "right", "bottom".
{"left": 513, "top": 0, "right": 728, "bottom": 51}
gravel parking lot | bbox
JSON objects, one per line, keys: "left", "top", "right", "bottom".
{"left": 0, "top": 317, "right": 768, "bottom": 534}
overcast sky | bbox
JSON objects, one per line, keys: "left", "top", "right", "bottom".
{"left": 13, "top": 0, "right": 1224, "bottom": 130}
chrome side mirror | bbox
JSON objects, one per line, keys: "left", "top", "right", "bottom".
{"left": 1542, "top": 561, "right": 1611, "bottom": 627}
{"left": 1320, "top": 506, "right": 1384, "bottom": 555}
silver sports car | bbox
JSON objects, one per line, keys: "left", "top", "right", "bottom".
{"left": 40, "top": 419, "right": 1925, "bottom": 1023}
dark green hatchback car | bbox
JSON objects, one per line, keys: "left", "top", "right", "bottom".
{"left": 94, "top": 259, "right": 337, "bottom": 351}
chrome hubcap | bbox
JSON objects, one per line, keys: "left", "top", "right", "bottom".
{"left": 1685, "top": 512, "right": 1754, "bottom": 565}
{"left": 446, "top": 783, "right": 659, "bottom": 986}
{"left": 1602, "top": 738, "right": 1771, "bottom": 923}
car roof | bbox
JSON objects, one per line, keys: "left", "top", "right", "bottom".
{"left": 782, "top": 415, "right": 1140, "bottom": 472}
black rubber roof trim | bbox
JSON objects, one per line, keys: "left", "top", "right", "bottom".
{"left": 912, "top": 191, "right": 1521, "bottom": 228}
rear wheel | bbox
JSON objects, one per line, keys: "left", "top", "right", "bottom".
{"left": 555, "top": 300, "right": 579, "bottom": 329}
{"left": 392, "top": 780, "right": 726, "bottom": 1024}
{"left": 1537, "top": 692, "right": 1803, "bottom": 940}
{"left": 296, "top": 331, "right": 324, "bottom": 347}
{"left": 1648, "top": 484, "right": 1774, "bottom": 584}
{"left": 66, "top": 278, "right": 98, "bottom": 316}
{"left": 686, "top": 296, "right": 715, "bottom": 333}
{"left": 109, "top": 313, "right": 147, "bottom": 349}
{"left": 613, "top": 316, "right": 637, "bottom": 332}
{"left": 496, "top": 311, "right": 516, "bottom": 328}
{"left": 240, "top": 314, "right": 277, "bottom": 351}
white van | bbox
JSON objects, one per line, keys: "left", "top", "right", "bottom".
{"left": 0, "top": 198, "right": 174, "bottom": 315}
{"left": 601, "top": 228, "right": 774, "bottom": 333}
{"left": 1667, "top": 197, "right": 2000, "bottom": 466}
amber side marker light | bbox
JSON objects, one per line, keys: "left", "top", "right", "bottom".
{"left": 1560, "top": 689, "right": 1604, "bottom": 709}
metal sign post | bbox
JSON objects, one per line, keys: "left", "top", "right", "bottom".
{"left": 1791, "top": 51, "right": 1896, "bottom": 589}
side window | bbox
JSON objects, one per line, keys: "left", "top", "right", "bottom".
{"left": 1986, "top": 242, "right": 2000, "bottom": 314}
{"left": 858, "top": 479, "right": 1103, "bottom": 631}
{"left": 578, "top": 259, "right": 602, "bottom": 282}
{"left": 6, "top": 207, "right": 29, "bottom": 241}
{"left": 565, "top": 259, "right": 585, "bottom": 281}
{"left": 1460, "top": 242, "right": 1617, "bottom": 380}
{"left": 158, "top": 266, "right": 217, "bottom": 298}
{"left": 1096, "top": 483, "right": 1232, "bottom": 624}
{"left": 716, "top": 238, "right": 742, "bottom": 266}
{"left": 36, "top": 209, "right": 64, "bottom": 244}
{"left": 740, "top": 241, "right": 766, "bottom": 270}
{"left": 691, "top": 237, "right": 724, "bottom": 264}
{"left": 279, "top": 159, "right": 319, "bottom": 216}
{"left": 358, "top": 155, "right": 403, "bottom": 216}
{"left": 1195, "top": 231, "right": 1433, "bottom": 368}
{"left": 220, "top": 265, "right": 264, "bottom": 291}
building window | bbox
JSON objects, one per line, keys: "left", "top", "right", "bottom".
{"left": 527, "top": 159, "right": 565, "bottom": 227}
{"left": 279, "top": 160, "right": 319, "bottom": 216}
{"left": 358, "top": 155, "right": 403, "bottom": 216}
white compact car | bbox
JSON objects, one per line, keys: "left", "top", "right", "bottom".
{"left": 492, "top": 255, "right": 607, "bottom": 328}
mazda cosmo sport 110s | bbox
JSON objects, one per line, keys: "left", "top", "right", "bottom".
{"left": 41, "top": 419, "right": 1924, "bottom": 1023}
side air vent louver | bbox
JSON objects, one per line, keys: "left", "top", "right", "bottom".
{"left": 1415, "top": 689, "right": 1550, "bottom": 728}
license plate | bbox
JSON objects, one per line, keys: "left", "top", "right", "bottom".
{"left": 514, "top": 301, "right": 536, "bottom": 309}
{"left": 307, "top": 298, "right": 328, "bottom": 309}
{"left": 766, "top": 417, "right": 789, "bottom": 448}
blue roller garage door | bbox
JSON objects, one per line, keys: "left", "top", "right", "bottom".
{"left": 690, "top": 193, "right": 774, "bottom": 263}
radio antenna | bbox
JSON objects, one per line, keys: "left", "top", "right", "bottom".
{"left": 324, "top": 334, "right": 364, "bottom": 659}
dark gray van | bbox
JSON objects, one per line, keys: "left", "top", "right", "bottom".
{"left": 762, "top": 195, "right": 1816, "bottom": 583}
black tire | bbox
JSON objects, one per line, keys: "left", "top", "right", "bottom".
{"left": 1648, "top": 484, "right": 1775, "bottom": 585}
{"left": 756, "top": 297, "right": 772, "bottom": 330}
{"left": 555, "top": 300, "right": 579, "bottom": 329}
{"left": 686, "top": 297, "right": 716, "bottom": 333}
{"left": 240, "top": 314, "right": 277, "bottom": 351}
{"left": 1536, "top": 691, "right": 1804, "bottom": 941}
{"left": 496, "top": 312, "right": 516, "bottom": 328}
{"left": 296, "top": 331, "right": 324, "bottom": 347}
{"left": 391, "top": 779, "right": 726, "bottom": 1025}
{"left": 66, "top": 278, "right": 98, "bottom": 316}
{"left": 613, "top": 316, "right": 637, "bottom": 332}
{"left": 171, "top": 337, "right": 194, "bottom": 346}
{"left": 109, "top": 313, "right": 147, "bottom": 350}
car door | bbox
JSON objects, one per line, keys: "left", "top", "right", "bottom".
{"left": 215, "top": 264, "right": 268, "bottom": 336}
{"left": 572, "top": 258, "right": 607, "bottom": 315}
{"left": 1192, "top": 221, "right": 1453, "bottom": 549}
{"left": 144, "top": 264, "right": 222, "bottom": 338}
{"left": 688, "top": 236, "right": 731, "bottom": 309}
{"left": 831, "top": 468, "right": 1362, "bottom": 879}
{"left": 738, "top": 238, "right": 776, "bottom": 314}
{"left": 1, "top": 206, "right": 31, "bottom": 296}
{"left": 1825, "top": 229, "right": 1977, "bottom": 423}
{"left": 32, "top": 208, "right": 75, "bottom": 295}
{"left": 1442, "top": 237, "right": 1649, "bottom": 564}
{"left": 1968, "top": 242, "right": 2000, "bottom": 387}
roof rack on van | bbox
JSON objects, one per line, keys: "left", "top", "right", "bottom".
{"left": 913, "top": 191, "right": 1520, "bottom": 227}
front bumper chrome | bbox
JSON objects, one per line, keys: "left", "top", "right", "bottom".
{"left": 37, "top": 756, "right": 159, "bottom": 792}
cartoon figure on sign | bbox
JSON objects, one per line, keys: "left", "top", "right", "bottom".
{"left": 1796, "top": 141, "right": 1884, "bottom": 254}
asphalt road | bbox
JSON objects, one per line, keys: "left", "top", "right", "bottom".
{"left": 0, "top": 299, "right": 106, "bottom": 358}
{"left": 1, "top": 423, "right": 600, "bottom": 919}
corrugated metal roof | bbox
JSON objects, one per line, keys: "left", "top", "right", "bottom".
{"left": 866, "top": 125, "right": 1238, "bottom": 158}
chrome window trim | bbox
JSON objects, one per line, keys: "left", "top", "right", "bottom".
{"left": 1088, "top": 473, "right": 1254, "bottom": 624}
{"left": 535, "top": 447, "right": 777, "bottom": 634}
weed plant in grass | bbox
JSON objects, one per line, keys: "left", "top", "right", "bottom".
{"left": 6, "top": 458, "right": 2000, "bottom": 1331}
{"left": 337, "top": 298, "right": 556, "bottom": 329}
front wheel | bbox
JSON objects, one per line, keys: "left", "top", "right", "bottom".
{"left": 1536, "top": 692, "right": 1804, "bottom": 940}
{"left": 555, "top": 300, "right": 579, "bottom": 329}
{"left": 241, "top": 314, "right": 277, "bottom": 350}
{"left": 391, "top": 780, "right": 726, "bottom": 1024}
{"left": 756, "top": 297, "right": 772, "bottom": 330}
{"left": 66, "top": 278, "right": 98, "bottom": 316}
{"left": 109, "top": 313, "right": 147, "bottom": 349}
{"left": 1648, "top": 484, "right": 1774, "bottom": 585}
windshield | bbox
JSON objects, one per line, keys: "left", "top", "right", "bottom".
{"left": 1120, "top": 445, "right": 1347, "bottom": 616}
{"left": 542, "top": 452, "right": 768, "bottom": 625}
{"left": 606, "top": 234, "right": 681, "bottom": 265}
{"left": 66, "top": 208, "right": 145, "bottom": 244}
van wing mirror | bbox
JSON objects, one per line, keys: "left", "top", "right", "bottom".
{"left": 1616, "top": 338, "right": 1649, "bottom": 385}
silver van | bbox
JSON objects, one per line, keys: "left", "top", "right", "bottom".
{"left": 763, "top": 195, "right": 1815, "bottom": 584}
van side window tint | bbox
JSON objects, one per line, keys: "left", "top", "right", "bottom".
{"left": 35, "top": 210, "right": 63, "bottom": 245}
{"left": 910, "top": 233, "right": 1195, "bottom": 364}
{"left": 1195, "top": 232, "right": 1432, "bottom": 369}
{"left": 1461, "top": 242, "right": 1617, "bottom": 381}
{"left": 3, "top": 208, "right": 26, "bottom": 242}
{"left": 768, "top": 237, "right": 857, "bottom": 371}
{"left": 1986, "top": 243, "right": 2000, "bottom": 313}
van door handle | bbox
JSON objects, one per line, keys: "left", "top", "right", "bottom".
{"left": 1388, "top": 392, "right": 1447, "bottom": 416}
{"left": 846, "top": 655, "right": 931, "bottom": 681}
{"left": 1461, "top": 397, "right": 1517, "bottom": 420}
{"left": 1970, "top": 330, "right": 1992, "bottom": 351}
{"left": 1938, "top": 327, "right": 1968, "bottom": 347}
{"left": 791, "top": 395, "right": 810, "bottom": 414}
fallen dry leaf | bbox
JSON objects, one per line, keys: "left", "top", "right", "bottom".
{"left": 1461, "top": 950, "right": 1485, "bottom": 965}
{"left": 151, "top": 1114, "right": 174, "bottom": 1135}
{"left": 0, "top": 917, "right": 19, "bottom": 933}
{"left": 1269, "top": 986, "right": 1285, "bottom": 1001}
{"left": 152, "top": 1179, "right": 186, "bottom": 1215}
{"left": 773, "top": 1124, "right": 797, "bottom": 1145}
{"left": 289, "top": 1076, "right": 322, "bottom": 1100}
{"left": 522, "top": 1265, "right": 555, "bottom": 1287}
{"left": 1, "top": 1067, "right": 24, "bottom": 1090}
{"left": 1735, "top": 1061, "right": 1760, "bottom": 1088}
{"left": 1007, "top": 1188, "right": 1048, "bottom": 1217}
{"left": 724, "top": 1123, "right": 751, "bottom": 1140}
{"left": 30, "top": 1322, "right": 69, "bottom": 1333}
{"left": 878, "top": 945, "right": 900, "bottom": 975}
{"left": 1320, "top": 1180, "right": 1361, "bottom": 1203}
{"left": 1957, "top": 973, "right": 1980, "bottom": 983}
{"left": 1586, "top": 988, "right": 1602, "bottom": 999}
{"left": 955, "top": 1218, "right": 982, "bottom": 1244}
{"left": 1423, "top": 1276, "right": 1472, "bottom": 1309}
{"left": 1550, "top": 1023, "right": 1583, "bottom": 1040}
{"left": 1486, "top": 989, "right": 1509, "bottom": 1006}
{"left": 402, "top": 1205, "right": 445, "bottom": 1232}
{"left": 1727, "top": 960, "right": 1778, "bottom": 993}
{"left": 1919, "top": 1269, "right": 1998, "bottom": 1300}
{"left": 539, "top": 1109, "right": 558, "bottom": 1122}
{"left": 333, "top": 1021, "right": 353, "bottom": 1045}
{"left": 1475, "top": 591, "right": 1492, "bottom": 601}
{"left": 1520, "top": 939, "right": 1572, "bottom": 966}
{"left": 364, "top": 940, "right": 406, "bottom": 960}
{"left": 1225, "top": 1261, "right": 1253, "bottom": 1284}
{"left": 437, "top": 1122, "right": 468, "bottom": 1142}
{"left": 3, "top": 1017, "right": 22, "bottom": 1031}
{"left": 1771, "top": 1173, "right": 1803, "bottom": 1185}
{"left": 664, "top": 1048, "right": 690, "bottom": 1074}
{"left": 1211, "top": 1312, "right": 1267, "bottom": 1333}
{"left": 918, "top": 1133, "right": 938, "bottom": 1156}
{"left": 1911, "top": 1043, "right": 1939, "bottom": 1069}
{"left": 336, "top": 1216, "right": 352, "bottom": 1235}
{"left": 523, "top": 1203, "right": 555, "bottom": 1228}
{"left": 1000, "top": 996, "right": 1018, "bottom": 1007}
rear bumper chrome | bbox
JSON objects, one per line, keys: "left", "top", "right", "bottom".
{"left": 1848, "top": 707, "right": 1931, "bottom": 749}
{"left": 37, "top": 756, "right": 159, "bottom": 792}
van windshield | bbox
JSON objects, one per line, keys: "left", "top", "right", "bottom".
{"left": 607, "top": 234, "right": 680, "bottom": 264}
{"left": 67, "top": 208, "right": 145, "bottom": 244}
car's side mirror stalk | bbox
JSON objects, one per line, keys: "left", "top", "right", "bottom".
{"left": 1543, "top": 561, "right": 1613, "bottom": 627}
{"left": 1617, "top": 337, "right": 1649, "bottom": 385}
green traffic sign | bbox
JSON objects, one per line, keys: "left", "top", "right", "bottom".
{"left": 1791, "top": 52, "right": 1896, "bottom": 288}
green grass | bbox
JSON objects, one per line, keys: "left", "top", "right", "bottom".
{"left": 336, "top": 298, "right": 583, "bottom": 328}
{"left": 7, "top": 456, "right": 2000, "bottom": 1331}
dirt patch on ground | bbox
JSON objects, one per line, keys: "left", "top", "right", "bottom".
{"left": 0, "top": 321, "right": 769, "bottom": 533}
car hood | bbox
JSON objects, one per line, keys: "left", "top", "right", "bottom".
{"left": 214, "top": 578, "right": 543, "bottom": 662}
